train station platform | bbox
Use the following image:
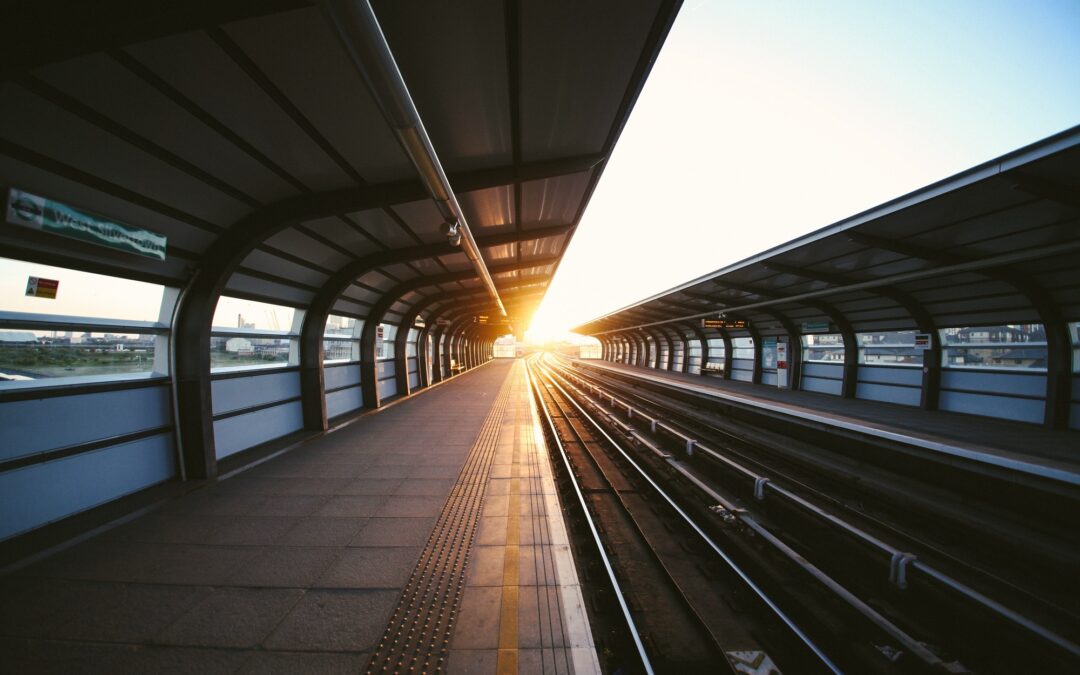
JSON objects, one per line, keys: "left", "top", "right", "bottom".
{"left": 573, "top": 358, "right": 1080, "bottom": 488}
{"left": 0, "top": 360, "right": 599, "bottom": 674}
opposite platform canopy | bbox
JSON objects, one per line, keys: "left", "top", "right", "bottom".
{"left": 0, "top": 0, "right": 681, "bottom": 329}
{"left": 575, "top": 127, "right": 1080, "bottom": 339}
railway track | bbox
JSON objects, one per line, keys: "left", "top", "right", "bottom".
{"left": 534, "top": 354, "right": 1080, "bottom": 674}
{"left": 530, "top": 356, "right": 902, "bottom": 674}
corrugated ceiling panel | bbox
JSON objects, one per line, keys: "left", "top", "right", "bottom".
{"left": 239, "top": 249, "right": 328, "bottom": 288}
{"left": 344, "top": 208, "right": 416, "bottom": 249}
{"left": 226, "top": 272, "right": 314, "bottom": 307}
{"left": 264, "top": 228, "right": 352, "bottom": 270}
{"left": 0, "top": 85, "right": 247, "bottom": 227}
{"left": 458, "top": 186, "right": 514, "bottom": 234}
{"left": 519, "top": 172, "right": 592, "bottom": 226}
{"left": 35, "top": 52, "right": 299, "bottom": 203}
{"left": 376, "top": 0, "right": 512, "bottom": 173}
{"left": 391, "top": 199, "right": 445, "bottom": 245}
{"left": 355, "top": 270, "right": 398, "bottom": 293}
{"left": 302, "top": 216, "right": 383, "bottom": 258}
{"left": 520, "top": 1, "right": 660, "bottom": 161}
{"left": 520, "top": 233, "right": 567, "bottom": 260}
{"left": 127, "top": 31, "right": 355, "bottom": 191}
{"left": 484, "top": 243, "right": 516, "bottom": 263}
{"left": 224, "top": 7, "right": 412, "bottom": 184}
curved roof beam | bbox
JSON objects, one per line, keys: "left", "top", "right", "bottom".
{"left": 231, "top": 154, "right": 600, "bottom": 242}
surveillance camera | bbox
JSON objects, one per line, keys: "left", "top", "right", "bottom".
{"left": 440, "top": 220, "right": 459, "bottom": 236}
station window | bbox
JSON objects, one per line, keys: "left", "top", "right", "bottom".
{"left": 0, "top": 257, "right": 174, "bottom": 386}
{"left": 940, "top": 324, "right": 1047, "bottom": 371}
{"left": 210, "top": 296, "right": 299, "bottom": 372}
{"left": 731, "top": 336, "right": 754, "bottom": 360}
{"left": 376, "top": 323, "right": 396, "bottom": 359}
{"left": 0, "top": 329, "right": 163, "bottom": 382}
{"left": 706, "top": 337, "right": 726, "bottom": 355}
{"left": 0, "top": 257, "right": 168, "bottom": 322}
{"left": 858, "top": 330, "right": 921, "bottom": 367}
{"left": 802, "top": 333, "right": 845, "bottom": 363}
{"left": 324, "top": 314, "right": 360, "bottom": 363}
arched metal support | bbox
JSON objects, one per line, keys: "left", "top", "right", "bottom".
{"left": 643, "top": 326, "right": 664, "bottom": 369}
{"left": 430, "top": 326, "right": 446, "bottom": 383}
{"left": 416, "top": 326, "right": 430, "bottom": 388}
{"left": 679, "top": 327, "right": 692, "bottom": 373}
{"left": 297, "top": 229, "right": 565, "bottom": 424}
{"left": 393, "top": 318, "right": 416, "bottom": 397}
{"left": 642, "top": 327, "right": 662, "bottom": 369}
{"left": 658, "top": 326, "right": 678, "bottom": 370}
{"left": 665, "top": 321, "right": 691, "bottom": 371}
{"left": 634, "top": 331, "right": 648, "bottom": 367}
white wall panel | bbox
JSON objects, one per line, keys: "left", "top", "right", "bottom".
{"left": 1, "top": 385, "right": 171, "bottom": 461}
{"left": 213, "top": 401, "right": 303, "bottom": 459}
{"left": 327, "top": 386, "right": 363, "bottom": 419}
{"left": 0, "top": 433, "right": 175, "bottom": 542}
{"left": 211, "top": 371, "right": 300, "bottom": 416}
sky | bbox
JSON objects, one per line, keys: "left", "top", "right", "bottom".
{"left": 525, "top": 0, "right": 1080, "bottom": 342}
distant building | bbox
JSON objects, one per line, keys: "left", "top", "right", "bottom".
{"left": 0, "top": 330, "right": 38, "bottom": 344}
{"left": 225, "top": 337, "right": 254, "bottom": 354}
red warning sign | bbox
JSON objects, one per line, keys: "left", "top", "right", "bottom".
{"left": 25, "top": 276, "right": 59, "bottom": 299}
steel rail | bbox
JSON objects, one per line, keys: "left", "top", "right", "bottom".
{"left": 532, "top": 357, "right": 844, "bottom": 674}
{"left": 525, "top": 359, "right": 655, "bottom": 675}
{"left": 549, "top": 355, "right": 1080, "bottom": 663}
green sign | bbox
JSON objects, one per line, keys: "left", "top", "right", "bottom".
{"left": 6, "top": 188, "right": 167, "bottom": 261}
{"left": 801, "top": 321, "right": 830, "bottom": 334}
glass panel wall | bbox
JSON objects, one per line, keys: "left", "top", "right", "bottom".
{"left": 802, "top": 333, "right": 845, "bottom": 363}
{"left": 0, "top": 256, "right": 174, "bottom": 386}
{"left": 324, "top": 314, "right": 360, "bottom": 363}
{"left": 376, "top": 323, "right": 396, "bottom": 359}
{"left": 210, "top": 296, "right": 299, "bottom": 372}
{"left": 940, "top": 324, "right": 1046, "bottom": 371}
{"left": 858, "top": 330, "right": 921, "bottom": 367}
{"left": 731, "top": 337, "right": 754, "bottom": 360}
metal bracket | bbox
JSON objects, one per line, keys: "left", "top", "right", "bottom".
{"left": 686, "top": 439, "right": 696, "bottom": 456}
{"left": 889, "top": 552, "right": 917, "bottom": 589}
{"left": 753, "top": 477, "right": 769, "bottom": 500}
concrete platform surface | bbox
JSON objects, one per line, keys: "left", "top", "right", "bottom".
{"left": 0, "top": 359, "right": 597, "bottom": 674}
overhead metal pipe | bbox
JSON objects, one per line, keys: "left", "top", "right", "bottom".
{"left": 321, "top": 0, "right": 507, "bottom": 316}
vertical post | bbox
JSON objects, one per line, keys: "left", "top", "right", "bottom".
{"left": 360, "top": 318, "right": 380, "bottom": 408}
{"left": 394, "top": 322, "right": 412, "bottom": 397}
{"left": 749, "top": 324, "right": 763, "bottom": 384}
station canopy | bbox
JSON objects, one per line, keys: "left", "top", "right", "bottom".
{"left": 575, "top": 128, "right": 1080, "bottom": 339}
{"left": 1, "top": 1, "right": 681, "bottom": 330}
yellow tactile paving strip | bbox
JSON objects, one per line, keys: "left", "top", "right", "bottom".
{"left": 364, "top": 369, "right": 515, "bottom": 674}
